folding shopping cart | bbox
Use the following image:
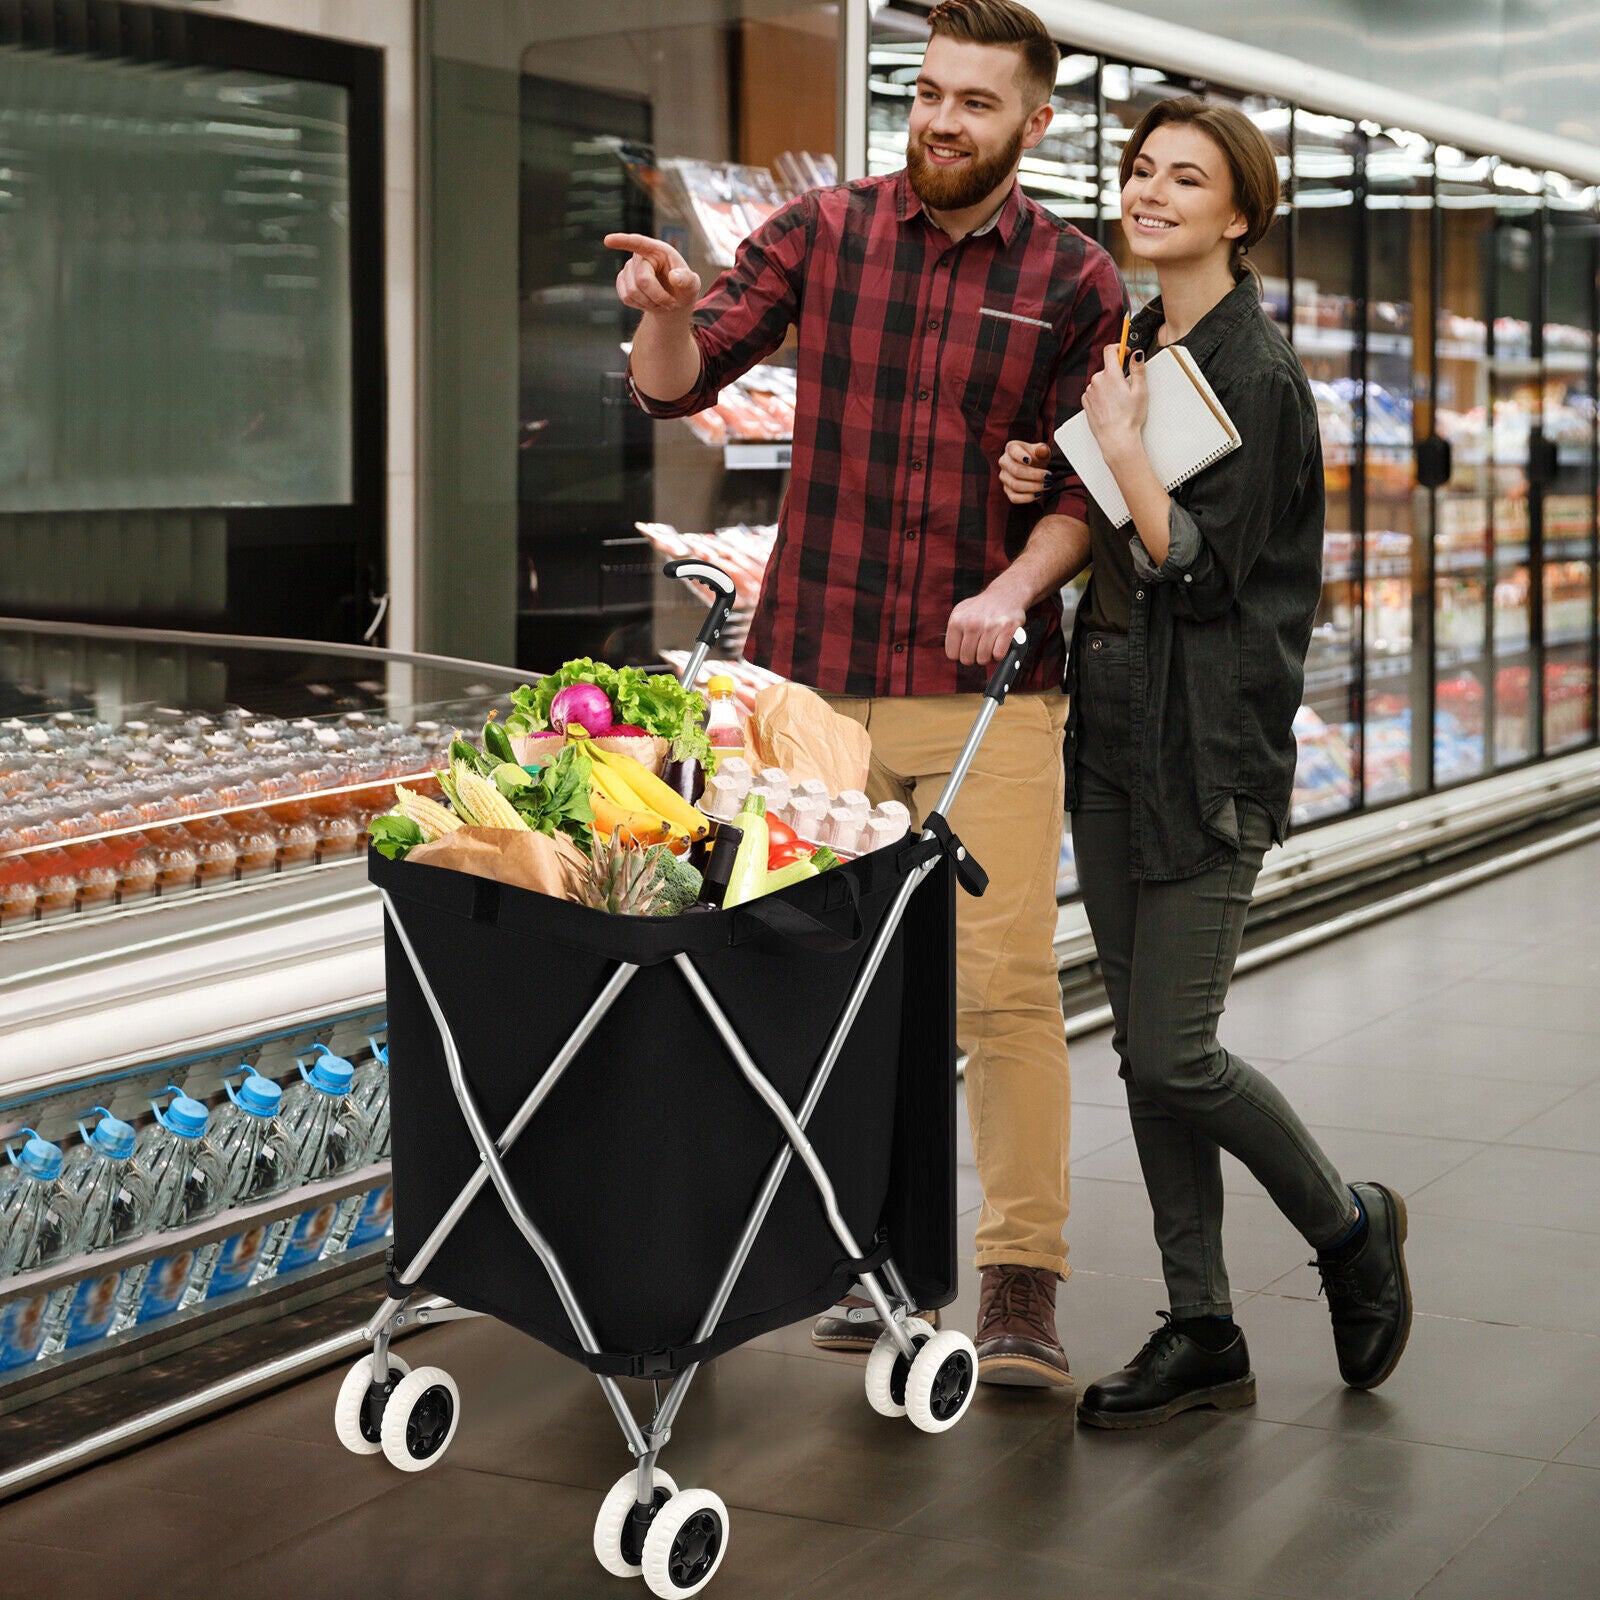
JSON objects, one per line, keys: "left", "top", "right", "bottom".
{"left": 335, "top": 560, "right": 1033, "bottom": 1597}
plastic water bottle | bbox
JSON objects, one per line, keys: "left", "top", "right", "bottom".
{"left": 250, "top": 1046, "right": 373, "bottom": 1285}
{"left": 184, "top": 1068, "right": 296, "bottom": 1305}
{"left": 352, "top": 1038, "right": 391, "bottom": 1160}
{"left": 113, "top": 1088, "right": 227, "bottom": 1329}
{"left": 0, "top": 1131, "right": 82, "bottom": 1369}
{"left": 41, "top": 1110, "right": 154, "bottom": 1354}
{"left": 321, "top": 1038, "right": 392, "bottom": 1260}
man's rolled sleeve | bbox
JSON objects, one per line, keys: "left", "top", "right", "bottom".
{"left": 625, "top": 193, "right": 814, "bottom": 421}
{"left": 1035, "top": 249, "right": 1128, "bottom": 524}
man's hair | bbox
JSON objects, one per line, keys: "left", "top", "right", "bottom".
{"left": 925, "top": 0, "right": 1060, "bottom": 110}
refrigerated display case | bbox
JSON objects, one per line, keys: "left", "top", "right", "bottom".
{"left": 862, "top": 3, "right": 1600, "bottom": 898}
{"left": 0, "top": 632, "right": 526, "bottom": 1439}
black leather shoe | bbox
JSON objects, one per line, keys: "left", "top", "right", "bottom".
{"left": 1076, "top": 1314, "right": 1256, "bottom": 1430}
{"left": 1315, "top": 1181, "right": 1412, "bottom": 1390}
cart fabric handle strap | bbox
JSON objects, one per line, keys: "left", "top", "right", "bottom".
{"left": 733, "top": 866, "right": 865, "bottom": 952}
{"left": 920, "top": 812, "right": 988, "bottom": 898}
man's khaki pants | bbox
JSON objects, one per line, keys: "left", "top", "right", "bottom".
{"left": 824, "top": 692, "right": 1073, "bottom": 1278}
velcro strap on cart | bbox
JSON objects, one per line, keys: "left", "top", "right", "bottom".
{"left": 733, "top": 867, "right": 865, "bottom": 952}
{"left": 921, "top": 813, "right": 988, "bottom": 897}
{"left": 578, "top": 1236, "right": 896, "bottom": 1378}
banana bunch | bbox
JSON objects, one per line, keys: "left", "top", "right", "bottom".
{"left": 582, "top": 742, "right": 708, "bottom": 848}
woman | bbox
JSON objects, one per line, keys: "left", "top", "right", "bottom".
{"left": 999, "top": 97, "right": 1412, "bottom": 1429}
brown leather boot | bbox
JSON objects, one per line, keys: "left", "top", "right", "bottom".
{"left": 812, "top": 1295, "right": 941, "bottom": 1353}
{"left": 975, "top": 1264, "right": 1072, "bottom": 1388}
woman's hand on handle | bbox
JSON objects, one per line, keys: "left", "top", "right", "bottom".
{"left": 998, "top": 439, "right": 1054, "bottom": 505}
{"left": 604, "top": 233, "right": 702, "bottom": 315}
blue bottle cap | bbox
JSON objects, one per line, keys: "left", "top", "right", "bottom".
{"left": 226, "top": 1067, "right": 283, "bottom": 1118}
{"left": 153, "top": 1086, "right": 210, "bottom": 1138}
{"left": 80, "top": 1107, "right": 136, "bottom": 1161}
{"left": 7, "top": 1128, "right": 63, "bottom": 1181}
{"left": 300, "top": 1044, "right": 354, "bottom": 1096}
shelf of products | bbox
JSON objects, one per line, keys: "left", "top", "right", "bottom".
{"left": 0, "top": 710, "right": 467, "bottom": 932}
{"left": 0, "top": 1009, "right": 391, "bottom": 1382}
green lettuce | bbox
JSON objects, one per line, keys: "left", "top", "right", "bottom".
{"left": 369, "top": 813, "right": 424, "bottom": 860}
{"left": 506, "top": 659, "right": 707, "bottom": 749}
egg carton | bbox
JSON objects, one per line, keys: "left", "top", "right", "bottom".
{"left": 700, "top": 757, "right": 911, "bottom": 857}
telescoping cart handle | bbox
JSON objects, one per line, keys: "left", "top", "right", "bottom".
{"left": 664, "top": 558, "right": 738, "bottom": 688}
{"left": 915, "top": 627, "right": 1032, "bottom": 899}
{"left": 983, "top": 625, "right": 1031, "bottom": 705}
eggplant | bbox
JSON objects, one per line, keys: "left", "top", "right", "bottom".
{"left": 662, "top": 755, "right": 706, "bottom": 807}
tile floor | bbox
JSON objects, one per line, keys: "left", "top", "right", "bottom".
{"left": 4, "top": 840, "right": 1599, "bottom": 1598}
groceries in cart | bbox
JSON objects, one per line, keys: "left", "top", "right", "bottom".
{"left": 364, "top": 643, "right": 908, "bottom": 915}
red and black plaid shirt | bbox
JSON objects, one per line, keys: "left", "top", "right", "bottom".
{"left": 630, "top": 170, "right": 1126, "bottom": 696}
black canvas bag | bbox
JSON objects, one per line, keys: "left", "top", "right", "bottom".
{"left": 370, "top": 836, "right": 957, "bottom": 1380}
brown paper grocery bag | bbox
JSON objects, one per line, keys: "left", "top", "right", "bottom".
{"left": 747, "top": 683, "right": 872, "bottom": 793}
{"left": 408, "top": 826, "right": 589, "bottom": 902}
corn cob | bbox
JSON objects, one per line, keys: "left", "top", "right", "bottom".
{"left": 455, "top": 768, "right": 530, "bottom": 830}
{"left": 393, "top": 784, "right": 464, "bottom": 843}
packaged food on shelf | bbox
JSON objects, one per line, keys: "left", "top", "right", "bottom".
{"left": 0, "top": 709, "right": 454, "bottom": 928}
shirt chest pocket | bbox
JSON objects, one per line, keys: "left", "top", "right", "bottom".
{"left": 956, "top": 306, "right": 1056, "bottom": 435}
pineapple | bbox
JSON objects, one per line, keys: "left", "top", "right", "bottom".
{"left": 580, "top": 831, "right": 668, "bottom": 916}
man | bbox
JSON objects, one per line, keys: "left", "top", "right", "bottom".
{"left": 608, "top": 0, "right": 1124, "bottom": 1388}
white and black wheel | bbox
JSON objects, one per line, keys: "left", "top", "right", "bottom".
{"left": 905, "top": 1328, "right": 977, "bottom": 1435}
{"left": 864, "top": 1317, "right": 935, "bottom": 1419}
{"left": 379, "top": 1365, "right": 460, "bottom": 1471}
{"left": 333, "top": 1352, "right": 411, "bottom": 1455}
{"left": 593, "top": 1466, "right": 679, "bottom": 1578}
{"left": 641, "top": 1487, "right": 729, "bottom": 1598}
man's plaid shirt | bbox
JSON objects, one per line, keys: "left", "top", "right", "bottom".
{"left": 630, "top": 170, "right": 1127, "bottom": 696}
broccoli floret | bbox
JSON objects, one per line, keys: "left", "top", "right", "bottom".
{"left": 648, "top": 847, "right": 703, "bottom": 915}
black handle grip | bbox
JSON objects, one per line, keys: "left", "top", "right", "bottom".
{"left": 665, "top": 559, "right": 738, "bottom": 650}
{"left": 984, "top": 627, "right": 1030, "bottom": 703}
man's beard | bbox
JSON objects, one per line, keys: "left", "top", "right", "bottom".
{"left": 906, "top": 119, "right": 1026, "bottom": 212}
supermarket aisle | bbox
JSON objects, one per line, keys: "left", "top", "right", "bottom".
{"left": 3, "top": 840, "right": 1600, "bottom": 1599}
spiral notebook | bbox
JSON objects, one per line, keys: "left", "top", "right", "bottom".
{"left": 1054, "top": 345, "right": 1240, "bottom": 528}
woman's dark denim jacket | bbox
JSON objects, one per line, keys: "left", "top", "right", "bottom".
{"left": 1062, "top": 275, "right": 1325, "bottom": 880}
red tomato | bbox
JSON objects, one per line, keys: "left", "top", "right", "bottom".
{"left": 768, "top": 841, "right": 816, "bottom": 871}
{"left": 764, "top": 818, "right": 799, "bottom": 864}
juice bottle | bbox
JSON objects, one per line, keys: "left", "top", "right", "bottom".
{"left": 705, "top": 676, "right": 747, "bottom": 769}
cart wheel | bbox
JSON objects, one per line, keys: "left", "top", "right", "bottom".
{"left": 905, "top": 1329, "right": 977, "bottom": 1435}
{"left": 641, "top": 1488, "right": 729, "bottom": 1598}
{"left": 864, "top": 1317, "right": 935, "bottom": 1419}
{"left": 334, "top": 1353, "right": 412, "bottom": 1455}
{"left": 379, "top": 1365, "right": 460, "bottom": 1471}
{"left": 594, "top": 1466, "right": 680, "bottom": 1578}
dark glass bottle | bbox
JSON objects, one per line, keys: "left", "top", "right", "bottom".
{"left": 683, "top": 822, "right": 743, "bottom": 912}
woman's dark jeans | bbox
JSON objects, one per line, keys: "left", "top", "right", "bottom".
{"left": 1071, "top": 632, "right": 1357, "bottom": 1318}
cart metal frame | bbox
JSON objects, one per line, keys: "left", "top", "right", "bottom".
{"left": 360, "top": 560, "right": 1029, "bottom": 1548}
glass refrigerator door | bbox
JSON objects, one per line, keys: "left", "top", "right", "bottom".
{"left": 1487, "top": 165, "right": 1545, "bottom": 767}
{"left": 1363, "top": 128, "right": 1434, "bottom": 803}
{"left": 1291, "top": 111, "right": 1362, "bottom": 822}
{"left": 1434, "top": 148, "right": 1496, "bottom": 785}
{"left": 1542, "top": 178, "right": 1599, "bottom": 755}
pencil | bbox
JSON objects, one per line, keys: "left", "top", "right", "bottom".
{"left": 1116, "top": 313, "right": 1131, "bottom": 372}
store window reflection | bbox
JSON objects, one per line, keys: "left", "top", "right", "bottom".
{"left": 0, "top": 48, "right": 352, "bottom": 513}
{"left": 1291, "top": 111, "right": 1362, "bottom": 820}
